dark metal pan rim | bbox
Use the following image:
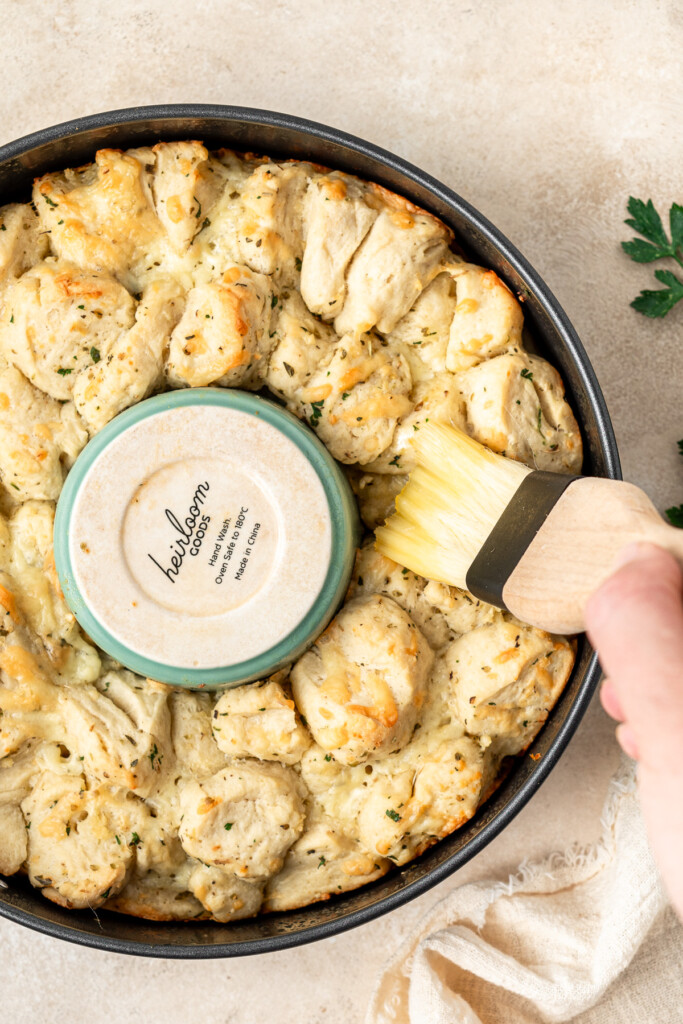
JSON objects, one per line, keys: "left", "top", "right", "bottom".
{"left": 0, "top": 104, "right": 620, "bottom": 958}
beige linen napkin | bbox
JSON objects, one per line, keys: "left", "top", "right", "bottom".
{"left": 367, "top": 758, "right": 683, "bottom": 1024}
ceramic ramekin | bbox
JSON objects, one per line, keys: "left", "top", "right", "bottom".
{"left": 54, "top": 388, "right": 359, "bottom": 689}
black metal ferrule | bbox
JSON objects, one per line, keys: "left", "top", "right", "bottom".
{"left": 465, "top": 471, "right": 580, "bottom": 608}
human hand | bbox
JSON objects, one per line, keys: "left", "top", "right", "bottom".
{"left": 585, "top": 542, "right": 683, "bottom": 919}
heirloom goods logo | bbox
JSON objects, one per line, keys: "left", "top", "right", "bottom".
{"left": 148, "top": 481, "right": 211, "bottom": 583}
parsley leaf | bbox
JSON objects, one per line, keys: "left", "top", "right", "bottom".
{"left": 148, "top": 743, "right": 162, "bottom": 770}
{"left": 623, "top": 197, "right": 683, "bottom": 317}
{"left": 623, "top": 197, "right": 683, "bottom": 260}
{"left": 308, "top": 399, "right": 325, "bottom": 426}
{"left": 665, "top": 440, "right": 683, "bottom": 526}
{"left": 630, "top": 269, "right": 683, "bottom": 319}
{"left": 56, "top": 367, "right": 72, "bottom": 376}
{"left": 385, "top": 808, "right": 401, "bottom": 822}
{"left": 90, "top": 346, "right": 101, "bottom": 363}
{"left": 666, "top": 504, "right": 683, "bottom": 527}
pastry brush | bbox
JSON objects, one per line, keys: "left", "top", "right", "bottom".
{"left": 374, "top": 421, "right": 683, "bottom": 634}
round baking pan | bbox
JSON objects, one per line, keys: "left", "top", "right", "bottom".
{"left": 0, "top": 105, "right": 620, "bottom": 957}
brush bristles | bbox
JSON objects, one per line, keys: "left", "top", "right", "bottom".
{"left": 375, "top": 422, "right": 530, "bottom": 588}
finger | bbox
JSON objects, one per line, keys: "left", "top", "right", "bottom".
{"left": 616, "top": 723, "right": 639, "bottom": 760}
{"left": 585, "top": 542, "right": 683, "bottom": 770}
{"left": 600, "top": 678, "right": 625, "bottom": 721}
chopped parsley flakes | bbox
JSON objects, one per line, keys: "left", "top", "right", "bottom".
{"left": 308, "top": 399, "right": 325, "bottom": 426}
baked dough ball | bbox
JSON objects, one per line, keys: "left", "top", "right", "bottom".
{"left": 169, "top": 690, "right": 230, "bottom": 779}
{"left": 446, "top": 263, "right": 524, "bottom": 372}
{"left": 59, "top": 668, "right": 171, "bottom": 798}
{"left": 1, "top": 500, "right": 100, "bottom": 682}
{"left": 0, "top": 741, "right": 39, "bottom": 874}
{"left": 334, "top": 197, "right": 450, "bottom": 337}
{"left": 73, "top": 277, "right": 184, "bottom": 432}
{"left": 349, "top": 544, "right": 501, "bottom": 650}
{"left": 0, "top": 803, "right": 27, "bottom": 875}
{"left": 187, "top": 863, "right": 263, "bottom": 922}
{"left": 265, "top": 290, "right": 337, "bottom": 400}
{"left": 191, "top": 152, "right": 262, "bottom": 279}
{"left": 363, "top": 372, "right": 467, "bottom": 475}
{"left": 0, "top": 203, "right": 49, "bottom": 285}
{"left": 357, "top": 731, "right": 484, "bottom": 863}
{"left": 300, "top": 172, "right": 378, "bottom": 319}
{"left": 0, "top": 641, "right": 61, "bottom": 758}
{"left": 33, "top": 149, "right": 163, "bottom": 290}
{"left": 459, "top": 352, "right": 583, "bottom": 473}
{"left": 233, "top": 160, "right": 313, "bottom": 279}
{"left": 200, "top": 159, "right": 312, "bottom": 282}
{"left": 104, "top": 823, "right": 205, "bottom": 921}
{"left": 106, "top": 879, "right": 202, "bottom": 920}
{"left": 349, "top": 545, "right": 453, "bottom": 649}
{"left": 386, "top": 271, "right": 458, "bottom": 382}
{"left": 297, "top": 333, "right": 413, "bottom": 465}
{"left": 263, "top": 813, "right": 389, "bottom": 912}
{"left": 147, "top": 141, "right": 228, "bottom": 254}
{"left": 346, "top": 470, "right": 408, "bottom": 529}
{"left": 212, "top": 676, "right": 310, "bottom": 765}
{"left": 21, "top": 771, "right": 139, "bottom": 909}
{"left": 178, "top": 762, "right": 305, "bottom": 880}
{"left": 420, "top": 580, "right": 502, "bottom": 636}
{"left": 166, "top": 265, "right": 272, "bottom": 389}
{"left": 104, "top": 870, "right": 206, "bottom": 922}
{"left": 442, "top": 618, "right": 575, "bottom": 756}
{"left": 291, "top": 594, "right": 434, "bottom": 765}
{"left": 0, "top": 357, "right": 87, "bottom": 501}
{"left": 301, "top": 727, "right": 483, "bottom": 866}
{"left": 0, "top": 261, "right": 136, "bottom": 401}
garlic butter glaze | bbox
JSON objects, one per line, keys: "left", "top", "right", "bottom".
{"left": 53, "top": 388, "right": 360, "bottom": 688}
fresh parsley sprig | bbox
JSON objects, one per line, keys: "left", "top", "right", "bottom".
{"left": 622, "top": 197, "right": 683, "bottom": 317}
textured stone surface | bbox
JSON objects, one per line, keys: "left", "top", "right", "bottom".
{"left": 0, "top": 1, "right": 680, "bottom": 1021}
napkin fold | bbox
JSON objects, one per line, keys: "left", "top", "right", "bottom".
{"left": 367, "top": 758, "right": 683, "bottom": 1024}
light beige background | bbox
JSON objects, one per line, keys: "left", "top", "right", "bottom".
{"left": 1, "top": 1, "right": 681, "bottom": 1021}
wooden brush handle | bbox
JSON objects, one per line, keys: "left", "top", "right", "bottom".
{"left": 502, "top": 478, "right": 683, "bottom": 634}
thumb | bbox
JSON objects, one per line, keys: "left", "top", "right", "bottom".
{"left": 585, "top": 541, "right": 683, "bottom": 773}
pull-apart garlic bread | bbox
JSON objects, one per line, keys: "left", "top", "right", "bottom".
{"left": 0, "top": 142, "right": 580, "bottom": 920}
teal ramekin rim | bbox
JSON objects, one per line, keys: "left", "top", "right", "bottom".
{"left": 53, "top": 387, "right": 360, "bottom": 690}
